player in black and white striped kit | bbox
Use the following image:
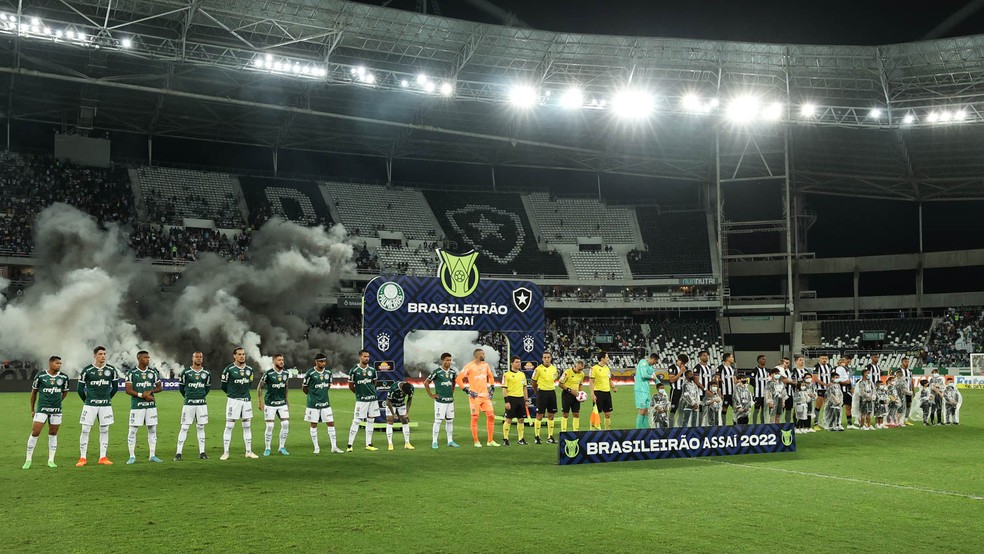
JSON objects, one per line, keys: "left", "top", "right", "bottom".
{"left": 665, "top": 354, "right": 690, "bottom": 427}
{"left": 752, "top": 355, "right": 770, "bottom": 424}
{"left": 776, "top": 356, "right": 794, "bottom": 423}
{"left": 898, "top": 357, "right": 913, "bottom": 425}
{"left": 717, "top": 353, "right": 736, "bottom": 425}
{"left": 813, "top": 354, "right": 832, "bottom": 430}
{"left": 865, "top": 354, "right": 881, "bottom": 386}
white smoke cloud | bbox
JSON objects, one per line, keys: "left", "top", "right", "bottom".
{"left": 404, "top": 330, "right": 503, "bottom": 378}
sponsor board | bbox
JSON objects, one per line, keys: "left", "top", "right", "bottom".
{"left": 558, "top": 424, "right": 796, "bottom": 465}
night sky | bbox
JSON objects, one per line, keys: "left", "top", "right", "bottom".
{"left": 356, "top": 0, "right": 984, "bottom": 45}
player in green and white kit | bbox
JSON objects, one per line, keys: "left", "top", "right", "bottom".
{"left": 220, "top": 347, "right": 258, "bottom": 460}
{"left": 258, "top": 354, "right": 291, "bottom": 457}
{"left": 385, "top": 380, "right": 415, "bottom": 451}
{"left": 347, "top": 350, "right": 379, "bottom": 452}
{"left": 125, "top": 350, "right": 164, "bottom": 464}
{"left": 303, "top": 353, "right": 344, "bottom": 454}
{"left": 77, "top": 346, "right": 119, "bottom": 467}
{"left": 175, "top": 351, "right": 211, "bottom": 461}
{"left": 24, "top": 356, "right": 70, "bottom": 469}
{"left": 424, "top": 352, "right": 460, "bottom": 449}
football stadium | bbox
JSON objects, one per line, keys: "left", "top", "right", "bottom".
{"left": 2, "top": 0, "right": 984, "bottom": 551}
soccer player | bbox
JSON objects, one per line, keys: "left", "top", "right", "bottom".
{"left": 455, "top": 348, "right": 500, "bottom": 447}
{"left": 502, "top": 356, "right": 529, "bottom": 446}
{"left": 693, "top": 350, "right": 714, "bottom": 394}
{"left": 732, "top": 375, "right": 753, "bottom": 425}
{"left": 589, "top": 352, "right": 616, "bottom": 430}
{"left": 125, "top": 350, "right": 163, "bottom": 464}
{"left": 347, "top": 350, "right": 379, "bottom": 451}
{"left": 531, "top": 351, "right": 559, "bottom": 444}
{"left": 175, "top": 351, "right": 210, "bottom": 461}
{"left": 257, "top": 354, "right": 290, "bottom": 456}
{"left": 424, "top": 353, "right": 460, "bottom": 449}
{"left": 220, "top": 347, "right": 258, "bottom": 460}
{"left": 898, "top": 358, "right": 914, "bottom": 425}
{"left": 751, "top": 355, "right": 769, "bottom": 424}
{"left": 776, "top": 356, "right": 794, "bottom": 423}
{"left": 558, "top": 360, "right": 586, "bottom": 433}
{"left": 634, "top": 353, "right": 659, "bottom": 429}
{"left": 666, "top": 354, "right": 689, "bottom": 427}
{"left": 77, "top": 346, "right": 119, "bottom": 467}
{"left": 385, "top": 380, "right": 415, "bottom": 450}
{"left": 716, "top": 353, "right": 736, "bottom": 424}
{"left": 302, "top": 353, "right": 343, "bottom": 454}
{"left": 813, "top": 354, "right": 833, "bottom": 430}
{"left": 24, "top": 356, "right": 70, "bottom": 469}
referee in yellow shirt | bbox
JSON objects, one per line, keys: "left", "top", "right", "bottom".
{"left": 558, "top": 360, "right": 586, "bottom": 433}
{"left": 502, "top": 356, "right": 529, "bottom": 446}
{"left": 531, "top": 351, "right": 559, "bottom": 444}
{"left": 590, "top": 352, "right": 616, "bottom": 430}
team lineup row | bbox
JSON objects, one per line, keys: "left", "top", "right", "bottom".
{"left": 24, "top": 346, "right": 614, "bottom": 469}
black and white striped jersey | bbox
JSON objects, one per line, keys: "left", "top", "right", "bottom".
{"left": 668, "top": 365, "right": 684, "bottom": 391}
{"left": 717, "top": 364, "right": 735, "bottom": 396}
{"left": 753, "top": 367, "right": 769, "bottom": 398}
{"left": 814, "top": 363, "right": 832, "bottom": 392}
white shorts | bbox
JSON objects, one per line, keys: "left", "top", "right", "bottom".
{"left": 354, "top": 400, "right": 380, "bottom": 420}
{"left": 225, "top": 398, "right": 253, "bottom": 420}
{"left": 128, "top": 408, "right": 159, "bottom": 427}
{"left": 386, "top": 405, "right": 408, "bottom": 418}
{"left": 263, "top": 405, "right": 290, "bottom": 420}
{"left": 33, "top": 412, "right": 63, "bottom": 425}
{"left": 181, "top": 405, "right": 209, "bottom": 425}
{"left": 304, "top": 407, "right": 335, "bottom": 423}
{"left": 79, "top": 406, "right": 115, "bottom": 426}
{"left": 434, "top": 402, "right": 455, "bottom": 420}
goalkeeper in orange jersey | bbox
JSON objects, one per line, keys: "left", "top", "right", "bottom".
{"left": 455, "top": 348, "right": 500, "bottom": 448}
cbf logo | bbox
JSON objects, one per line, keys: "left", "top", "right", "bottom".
{"left": 564, "top": 439, "right": 580, "bottom": 458}
{"left": 437, "top": 249, "right": 480, "bottom": 298}
{"left": 522, "top": 335, "right": 535, "bottom": 353}
{"left": 377, "top": 282, "right": 405, "bottom": 312}
{"left": 377, "top": 333, "right": 391, "bottom": 352}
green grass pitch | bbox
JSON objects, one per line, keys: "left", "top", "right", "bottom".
{"left": 2, "top": 389, "right": 982, "bottom": 552}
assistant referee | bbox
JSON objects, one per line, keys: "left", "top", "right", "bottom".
{"left": 532, "top": 351, "right": 559, "bottom": 445}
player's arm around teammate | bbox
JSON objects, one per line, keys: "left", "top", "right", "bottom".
{"left": 24, "top": 356, "right": 70, "bottom": 469}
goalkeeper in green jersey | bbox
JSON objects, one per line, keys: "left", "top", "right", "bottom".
{"left": 257, "top": 354, "right": 291, "bottom": 456}
{"left": 24, "top": 356, "right": 70, "bottom": 469}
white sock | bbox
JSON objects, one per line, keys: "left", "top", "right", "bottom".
{"left": 80, "top": 424, "right": 92, "bottom": 458}
{"left": 264, "top": 421, "right": 275, "bottom": 450}
{"left": 242, "top": 421, "right": 253, "bottom": 452}
{"left": 128, "top": 426, "right": 138, "bottom": 457}
{"left": 327, "top": 426, "right": 337, "bottom": 449}
{"left": 99, "top": 426, "right": 110, "bottom": 459}
{"left": 432, "top": 420, "right": 441, "bottom": 443}
{"left": 148, "top": 425, "right": 157, "bottom": 457}
{"left": 48, "top": 434, "right": 57, "bottom": 463}
{"left": 26, "top": 435, "right": 38, "bottom": 462}
{"left": 177, "top": 424, "right": 190, "bottom": 454}
{"left": 310, "top": 427, "right": 320, "bottom": 452}
{"left": 223, "top": 422, "right": 234, "bottom": 454}
{"left": 386, "top": 423, "right": 394, "bottom": 446}
{"left": 196, "top": 424, "right": 206, "bottom": 454}
{"left": 402, "top": 424, "right": 411, "bottom": 445}
{"left": 365, "top": 419, "right": 374, "bottom": 447}
{"left": 348, "top": 420, "right": 360, "bottom": 447}
{"left": 279, "top": 421, "right": 289, "bottom": 450}
{"left": 446, "top": 420, "right": 454, "bottom": 443}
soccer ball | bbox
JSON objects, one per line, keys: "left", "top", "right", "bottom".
{"left": 576, "top": 390, "right": 588, "bottom": 402}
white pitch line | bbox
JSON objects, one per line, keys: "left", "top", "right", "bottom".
{"left": 698, "top": 458, "right": 984, "bottom": 501}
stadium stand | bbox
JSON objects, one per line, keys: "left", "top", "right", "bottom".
{"left": 819, "top": 318, "right": 932, "bottom": 349}
{"left": 137, "top": 167, "right": 244, "bottom": 228}
{"left": 926, "top": 308, "right": 983, "bottom": 367}
{"left": 0, "top": 154, "right": 133, "bottom": 256}
{"left": 424, "top": 190, "right": 564, "bottom": 275}
{"left": 569, "top": 251, "right": 625, "bottom": 280}
{"left": 646, "top": 317, "right": 724, "bottom": 369}
{"left": 374, "top": 244, "right": 438, "bottom": 276}
{"left": 321, "top": 182, "right": 440, "bottom": 240}
{"left": 628, "top": 210, "right": 712, "bottom": 277}
{"left": 128, "top": 224, "right": 251, "bottom": 262}
{"left": 239, "top": 177, "right": 333, "bottom": 228}
{"left": 526, "top": 193, "right": 636, "bottom": 244}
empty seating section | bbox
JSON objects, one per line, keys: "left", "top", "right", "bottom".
{"left": 138, "top": 167, "right": 243, "bottom": 228}
{"left": 239, "top": 177, "right": 332, "bottom": 228}
{"left": 424, "top": 191, "right": 564, "bottom": 275}
{"left": 569, "top": 251, "right": 624, "bottom": 280}
{"left": 820, "top": 318, "right": 932, "bottom": 349}
{"left": 629, "top": 210, "right": 712, "bottom": 277}
{"left": 321, "top": 182, "right": 438, "bottom": 240}
{"left": 527, "top": 193, "right": 635, "bottom": 244}
{"left": 647, "top": 318, "right": 724, "bottom": 369}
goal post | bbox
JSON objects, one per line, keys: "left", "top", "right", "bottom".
{"left": 969, "top": 353, "right": 984, "bottom": 375}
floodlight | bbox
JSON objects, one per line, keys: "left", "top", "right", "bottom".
{"left": 508, "top": 85, "right": 538, "bottom": 108}
{"left": 31, "top": 17, "right": 39, "bottom": 26}
{"left": 763, "top": 102, "right": 784, "bottom": 121}
{"left": 902, "top": 113, "right": 915, "bottom": 124}
{"left": 726, "top": 95, "right": 760, "bottom": 123}
{"left": 121, "top": 37, "right": 132, "bottom": 49}
{"left": 681, "top": 93, "right": 702, "bottom": 112}
{"left": 800, "top": 103, "right": 817, "bottom": 117}
{"left": 253, "top": 58, "right": 264, "bottom": 68}
{"left": 559, "top": 87, "right": 584, "bottom": 109}
{"left": 940, "top": 111, "right": 953, "bottom": 122}
{"left": 926, "top": 111, "right": 939, "bottom": 123}
{"left": 954, "top": 109, "right": 967, "bottom": 121}
{"left": 869, "top": 108, "right": 881, "bottom": 119}
{"left": 612, "top": 89, "right": 654, "bottom": 119}
{"left": 400, "top": 79, "right": 409, "bottom": 88}
{"left": 423, "top": 81, "right": 436, "bottom": 93}
{"left": 54, "top": 29, "right": 62, "bottom": 38}
{"left": 440, "top": 82, "right": 453, "bottom": 96}
{"left": 416, "top": 73, "right": 428, "bottom": 85}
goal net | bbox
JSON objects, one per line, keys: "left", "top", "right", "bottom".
{"left": 969, "top": 353, "right": 984, "bottom": 375}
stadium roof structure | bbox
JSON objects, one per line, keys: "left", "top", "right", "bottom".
{"left": 2, "top": 0, "right": 984, "bottom": 199}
